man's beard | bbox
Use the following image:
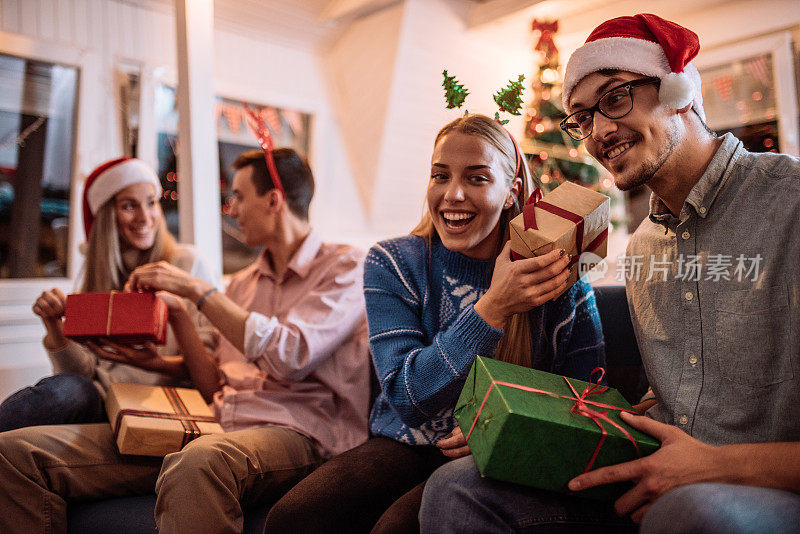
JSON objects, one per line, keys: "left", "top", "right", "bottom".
{"left": 611, "top": 122, "right": 681, "bottom": 192}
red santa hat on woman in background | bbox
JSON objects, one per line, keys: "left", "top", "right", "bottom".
{"left": 562, "top": 13, "right": 705, "bottom": 122}
{"left": 82, "top": 157, "right": 162, "bottom": 239}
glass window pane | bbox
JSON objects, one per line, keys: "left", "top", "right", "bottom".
{"left": 0, "top": 54, "right": 77, "bottom": 278}
{"left": 700, "top": 53, "right": 777, "bottom": 131}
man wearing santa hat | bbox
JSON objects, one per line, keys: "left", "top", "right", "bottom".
{"left": 420, "top": 14, "right": 800, "bottom": 533}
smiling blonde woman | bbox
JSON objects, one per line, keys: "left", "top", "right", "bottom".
{"left": 0, "top": 157, "right": 218, "bottom": 431}
{"left": 264, "top": 113, "right": 606, "bottom": 533}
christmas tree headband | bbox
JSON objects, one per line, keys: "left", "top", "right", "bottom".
{"left": 442, "top": 70, "right": 525, "bottom": 178}
{"left": 242, "top": 103, "right": 284, "bottom": 194}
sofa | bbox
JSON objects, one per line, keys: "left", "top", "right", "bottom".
{"left": 67, "top": 285, "right": 646, "bottom": 534}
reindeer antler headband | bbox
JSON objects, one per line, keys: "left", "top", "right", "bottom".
{"left": 242, "top": 103, "right": 284, "bottom": 194}
{"left": 442, "top": 70, "right": 526, "bottom": 178}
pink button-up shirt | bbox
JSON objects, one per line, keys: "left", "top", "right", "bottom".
{"left": 212, "top": 231, "right": 370, "bottom": 457}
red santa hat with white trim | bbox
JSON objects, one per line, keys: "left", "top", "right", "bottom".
{"left": 82, "top": 157, "right": 162, "bottom": 239}
{"left": 563, "top": 13, "right": 705, "bottom": 122}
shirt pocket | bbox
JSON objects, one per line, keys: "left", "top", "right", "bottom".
{"left": 714, "top": 285, "right": 792, "bottom": 387}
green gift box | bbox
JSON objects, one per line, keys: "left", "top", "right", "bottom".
{"left": 454, "top": 356, "right": 660, "bottom": 501}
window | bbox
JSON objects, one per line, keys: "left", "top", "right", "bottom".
{"left": 0, "top": 53, "right": 78, "bottom": 278}
{"left": 700, "top": 53, "right": 780, "bottom": 153}
{"left": 153, "top": 86, "right": 312, "bottom": 274}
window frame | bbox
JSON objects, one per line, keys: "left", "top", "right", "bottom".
{"left": 694, "top": 31, "right": 799, "bottom": 156}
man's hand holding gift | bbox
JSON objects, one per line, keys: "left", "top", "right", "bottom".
{"left": 125, "top": 261, "right": 211, "bottom": 303}
{"left": 568, "top": 412, "right": 722, "bottom": 523}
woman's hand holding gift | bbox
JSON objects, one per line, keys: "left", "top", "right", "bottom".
{"left": 437, "top": 427, "right": 472, "bottom": 459}
{"left": 474, "top": 242, "right": 571, "bottom": 330}
{"left": 32, "top": 288, "right": 69, "bottom": 349}
{"left": 125, "top": 261, "right": 212, "bottom": 304}
{"left": 86, "top": 337, "right": 187, "bottom": 378}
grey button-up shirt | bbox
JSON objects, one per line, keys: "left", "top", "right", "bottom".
{"left": 625, "top": 133, "right": 800, "bottom": 446}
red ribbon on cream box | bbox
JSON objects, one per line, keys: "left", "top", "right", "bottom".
{"left": 106, "top": 383, "right": 223, "bottom": 456}
{"left": 63, "top": 291, "right": 168, "bottom": 345}
{"left": 510, "top": 181, "right": 610, "bottom": 290}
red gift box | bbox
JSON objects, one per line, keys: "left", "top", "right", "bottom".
{"left": 63, "top": 292, "right": 169, "bottom": 345}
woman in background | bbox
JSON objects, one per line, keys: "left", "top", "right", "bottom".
{"left": 0, "top": 157, "right": 218, "bottom": 431}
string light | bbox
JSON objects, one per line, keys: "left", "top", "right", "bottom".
{"left": 541, "top": 68, "right": 558, "bottom": 83}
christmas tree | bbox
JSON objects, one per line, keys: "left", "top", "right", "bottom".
{"left": 523, "top": 20, "right": 612, "bottom": 197}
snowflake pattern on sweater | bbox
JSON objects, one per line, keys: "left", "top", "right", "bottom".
{"left": 365, "top": 235, "right": 605, "bottom": 446}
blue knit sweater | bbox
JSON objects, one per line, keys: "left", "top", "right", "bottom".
{"left": 365, "top": 235, "right": 606, "bottom": 446}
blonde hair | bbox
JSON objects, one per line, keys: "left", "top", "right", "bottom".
{"left": 81, "top": 198, "right": 176, "bottom": 293}
{"left": 411, "top": 113, "right": 539, "bottom": 368}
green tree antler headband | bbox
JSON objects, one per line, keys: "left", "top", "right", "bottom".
{"left": 441, "top": 70, "right": 526, "bottom": 177}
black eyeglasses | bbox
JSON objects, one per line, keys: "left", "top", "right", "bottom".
{"left": 560, "top": 77, "right": 660, "bottom": 141}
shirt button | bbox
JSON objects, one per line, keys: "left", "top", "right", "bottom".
{"left": 699, "top": 206, "right": 707, "bottom": 214}
{"left": 681, "top": 231, "right": 690, "bottom": 240}
{"left": 679, "top": 415, "right": 689, "bottom": 425}
{"left": 689, "top": 355, "right": 698, "bottom": 365}
{"left": 685, "top": 291, "right": 694, "bottom": 301}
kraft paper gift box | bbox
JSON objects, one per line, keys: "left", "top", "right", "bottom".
{"left": 63, "top": 292, "right": 168, "bottom": 345}
{"left": 106, "top": 382, "right": 224, "bottom": 456}
{"left": 510, "top": 181, "right": 610, "bottom": 289}
{"left": 454, "top": 356, "right": 660, "bottom": 501}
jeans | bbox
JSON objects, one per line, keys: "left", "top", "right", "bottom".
{"left": 0, "top": 373, "right": 106, "bottom": 432}
{"left": 420, "top": 456, "right": 635, "bottom": 533}
{"left": 640, "top": 483, "right": 800, "bottom": 534}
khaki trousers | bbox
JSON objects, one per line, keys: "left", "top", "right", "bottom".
{"left": 0, "top": 422, "right": 321, "bottom": 534}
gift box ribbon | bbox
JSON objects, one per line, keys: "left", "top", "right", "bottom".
{"left": 103, "top": 291, "right": 165, "bottom": 339}
{"left": 464, "top": 367, "right": 640, "bottom": 473}
{"left": 114, "top": 386, "right": 218, "bottom": 449}
{"left": 105, "top": 291, "right": 118, "bottom": 337}
{"left": 511, "top": 188, "right": 609, "bottom": 266}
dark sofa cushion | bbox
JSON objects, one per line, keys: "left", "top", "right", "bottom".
{"left": 593, "top": 285, "right": 647, "bottom": 404}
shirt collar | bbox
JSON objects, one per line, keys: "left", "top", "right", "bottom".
{"left": 254, "top": 229, "right": 322, "bottom": 280}
{"left": 649, "top": 133, "right": 744, "bottom": 223}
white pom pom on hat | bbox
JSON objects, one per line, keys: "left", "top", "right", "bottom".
{"left": 562, "top": 13, "right": 705, "bottom": 122}
{"left": 82, "top": 157, "right": 162, "bottom": 239}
